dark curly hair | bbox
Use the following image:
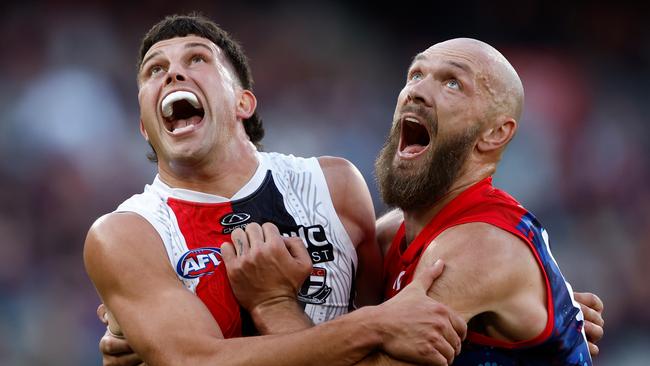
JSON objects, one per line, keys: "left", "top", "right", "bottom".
{"left": 138, "top": 13, "right": 264, "bottom": 161}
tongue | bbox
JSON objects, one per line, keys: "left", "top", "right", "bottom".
{"left": 402, "top": 144, "right": 426, "bottom": 154}
{"left": 171, "top": 115, "right": 202, "bottom": 134}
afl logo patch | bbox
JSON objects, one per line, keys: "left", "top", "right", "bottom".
{"left": 176, "top": 247, "right": 222, "bottom": 279}
{"left": 220, "top": 212, "right": 251, "bottom": 226}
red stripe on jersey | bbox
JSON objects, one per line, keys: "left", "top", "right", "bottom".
{"left": 167, "top": 198, "right": 242, "bottom": 338}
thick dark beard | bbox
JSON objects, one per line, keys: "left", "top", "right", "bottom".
{"left": 375, "top": 124, "right": 479, "bottom": 211}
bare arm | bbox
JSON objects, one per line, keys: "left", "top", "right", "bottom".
{"left": 382, "top": 214, "right": 605, "bottom": 356}
{"left": 86, "top": 213, "right": 461, "bottom": 366}
{"left": 85, "top": 213, "right": 381, "bottom": 366}
{"left": 413, "top": 223, "right": 548, "bottom": 341}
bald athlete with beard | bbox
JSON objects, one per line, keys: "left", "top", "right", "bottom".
{"left": 375, "top": 38, "right": 595, "bottom": 365}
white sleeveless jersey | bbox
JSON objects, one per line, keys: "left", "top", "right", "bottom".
{"left": 115, "top": 152, "right": 358, "bottom": 336}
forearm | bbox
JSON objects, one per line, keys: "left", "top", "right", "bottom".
{"left": 250, "top": 298, "right": 313, "bottom": 334}
{"left": 184, "top": 305, "right": 383, "bottom": 366}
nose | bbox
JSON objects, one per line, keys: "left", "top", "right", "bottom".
{"left": 165, "top": 70, "right": 186, "bottom": 85}
{"left": 406, "top": 76, "right": 434, "bottom": 107}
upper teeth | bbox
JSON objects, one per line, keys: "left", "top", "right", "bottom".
{"left": 161, "top": 91, "right": 201, "bottom": 118}
{"left": 404, "top": 117, "right": 420, "bottom": 124}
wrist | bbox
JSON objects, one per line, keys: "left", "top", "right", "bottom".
{"left": 342, "top": 305, "right": 385, "bottom": 350}
{"left": 250, "top": 297, "right": 311, "bottom": 334}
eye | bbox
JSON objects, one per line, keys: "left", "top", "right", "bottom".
{"left": 445, "top": 79, "right": 461, "bottom": 90}
{"left": 191, "top": 55, "right": 206, "bottom": 64}
{"left": 409, "top": 71, "right": 424, "bottom": 82}
{"left": 149, "top": 65, "right": 164, "bottom": 76}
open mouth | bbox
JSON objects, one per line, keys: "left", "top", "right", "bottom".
{"left": 161, "top": 91, "right": 205, "bottom": 135}
{"left": 398, "top": 117, "right": 431, "bottom": 158}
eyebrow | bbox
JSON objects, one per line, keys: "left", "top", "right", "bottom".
{"left": 445, "top": 60, "right": 472, "bottom": 74}
{"left": 409, "top": 53, "right": 427, "bottom": 68}
{"left": 140, "top": 42, "right": 215, "bottom": 70}
{"left": 184, "top": 42, "right": 214, "bottom": 54}
{"left": 409, "top": 54, "right": 472, "bottom": 74}
{"left": 141, "top": 51, "right": 160, "bottom": 70}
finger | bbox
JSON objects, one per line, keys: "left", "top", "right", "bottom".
{"left": 583, "top": 319, "right": 604, "bottom": 343}
{"left": 574, "top": 292, "right": 604, "bottom": 313}
{"left": 106, "top": 310, "right": 123, "bottom": 338}
{"left": 104, "top": 352, "right": 144, "bottom": 366}
{"left": 283, "top": 236, "right": 309, "bottom": 261}
{"left": 580, "top": 303, "right": 604, "bottom": 327}
{"left": 244, "top": 223, "right": 264, "bottom": 250}
{"left": 100, "top": 331, "right": 133, "bottom": 355}
{"left": 220, "top": 242, "right": 236, "bottom": 266}
{"left": 449, "top": 310, "right": 468, "bottom": 344}
{"left": 261, "top": 222, "right": 282, "bottom": 246}
{"left": 437, "top": 313, "right": 463, "bottom": 358}
{"left": 427, "top": 352, "right": 448, "bottom": 366}
{"left": 432, "top": 336, "right": 456, "bottom": 365}
{"left": 230, "top": 228, "right": 249, "bottom": 256}
{"left": 588, "top": 342, "right": 599, "bottom": 357}
{"left": 410, "top": 259, "right": 445, "bottom": 291}
{"left": 97, "top": 303, "right": 108, "bottom": 325}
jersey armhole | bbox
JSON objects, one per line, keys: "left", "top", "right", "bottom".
{"left": 460, "top": 216, "right": 555, "bottom": 349}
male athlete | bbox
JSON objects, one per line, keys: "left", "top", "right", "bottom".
{"left": 84, "top": 14, "right": 467, "bottom": 366}
{"left": 371, "top": 38, "right": 599, "bottom": 364}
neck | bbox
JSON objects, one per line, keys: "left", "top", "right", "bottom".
{"left": 158, "top": 140, "right": 259, "bottom": 198}
{"left": 402, "top": 162, "right": 495, "bottom": 244}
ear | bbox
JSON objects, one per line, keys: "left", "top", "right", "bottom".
{"left": 139, "top": 119, "right": 149, "bottom": 141}
{"left": 477, "top": 117, "right": 517, "bottom": 153}
{"left": 235, "top": 90, "right": 257, "bottom": 120}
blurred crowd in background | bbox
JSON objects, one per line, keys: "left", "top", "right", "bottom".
{"left": 0, "top": 1, "right": 648, "bottom": 364}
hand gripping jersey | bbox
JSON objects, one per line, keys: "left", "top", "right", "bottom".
{"left": 115, "top": 152, "right": 357, "bottom": 338}
{"left": 384, "top": 177, "right": 592, "bottom": 365}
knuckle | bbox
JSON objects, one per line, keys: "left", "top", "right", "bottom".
{"left": 245, "top": 222, "right": 261, "bottom": 232}
{"left": 261, "top": 222, "right": 277, "bottom": 231}
{"left": 99, "top": 336, "right": 111, "bottom": 353}
{"left": 431, "top": 303, "right": 448, "bottom": 315}
{"left": 431, "top": 319, "right": 445, "bottom": 332}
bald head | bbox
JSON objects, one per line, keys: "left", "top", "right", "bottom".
{"left": 425, "top": 38, "right": 524, "bottom": 122}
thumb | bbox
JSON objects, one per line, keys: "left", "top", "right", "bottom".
{"left": 409, "top": 259, "right": 445, "bottom": 291}
{"left": 221, "top": 242, "right": 237, "bottom": 267}
{"left": 97, "top": 303, "right": 108, "bottom": 325}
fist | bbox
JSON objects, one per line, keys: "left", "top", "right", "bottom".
{"left": 221, "top": 222, "right": 312, "bottom": 311}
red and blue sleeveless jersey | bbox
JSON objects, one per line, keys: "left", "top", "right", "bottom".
{"left": 116, "top": 152, "right": 358, "bottom": 338}
{"left": 383, "top": 177, "right": 592, "bottom": 365}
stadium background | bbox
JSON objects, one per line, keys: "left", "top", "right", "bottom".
{"left": 0, "top": 1, "right": 648, "bottom": 364}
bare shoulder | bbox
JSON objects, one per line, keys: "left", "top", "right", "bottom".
{"left": 86, "top": 212, "right": 155, "bottom": 248}
{"left": 84, "top": 212, "right": 159, "bottom": 260}
{"left": 433, "top": 222, "right": 529, "bottom": 263}
{"left": 317, "top": 156, "right": 364, "bottom": 184}
{"left": 415, "top": 222, "right": 547, "bottom": 340}
{"left": 84, "top": 212, "right": 173, "bottom": 292}
{"left": 423, "top": 222, "right": 538, "bottom": 288}
{"left": 317, "top": 156, "right": 375, "bottom": 247}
